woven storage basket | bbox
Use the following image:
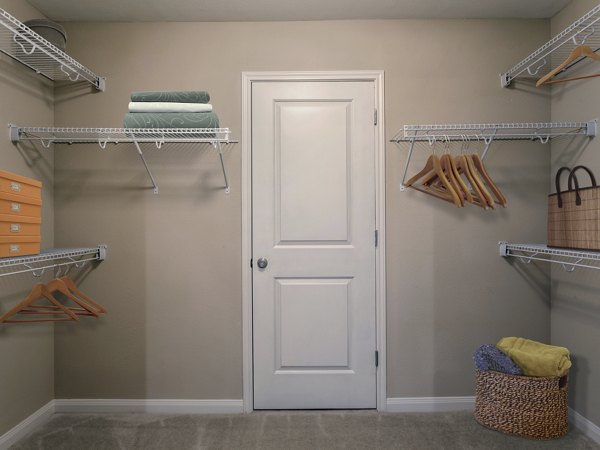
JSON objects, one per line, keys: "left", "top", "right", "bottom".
{"left": 548, "top": 165, "right": 600, "bottom": 251}
{"left": 474, "top": 370, "right": 569, "bottom": 440}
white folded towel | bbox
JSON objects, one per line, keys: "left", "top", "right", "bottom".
{"left": 128, "top": 102, "right": 213, "bottom": 113}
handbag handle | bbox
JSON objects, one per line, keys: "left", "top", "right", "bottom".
{"left": 554, "top": 166, "right": 572, "bottom": 208}
{"left": 568, "top": 165, "right": 597, "bottom": 206}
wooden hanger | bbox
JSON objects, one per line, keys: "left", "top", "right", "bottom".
{"left": 469, "top": 154, "right": 507, "bottom": 207}
{"left": 537, "top": 45, "right": 600, "bottom": 87}
{"left": 446, "top": 154, "right": 473, "bottom": 204}
{"left": 423, "top": 154, "right": 466, "bottom": 207}
{"left": 0, "top": 284, "right": 79, "bottom": 323}
{"left": 431, "top": 154, "right": 473, "bottom": 206}
{"left": 465, "top": 154, "right": 495, "bottom": 209}
{"left": 405, "top": 154, "right": 462, "bottom": 207}
{"left": 405, "top": 154, "right": 435, "bottom": 187}
{"left": 45, "top": 278, "right": 100, "bottom": 317}
{"left": 454, "top": 155, "right": 491, "bottom": 209}
{"left": 60, "top": 276, "right": 107, "bottom": 314}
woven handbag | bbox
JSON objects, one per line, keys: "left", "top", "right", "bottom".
{"left": 547, "top": 165, "right": 600, "bottom": 250}
{"left": 474, "top": 370, "right": 569, "bottom": 439}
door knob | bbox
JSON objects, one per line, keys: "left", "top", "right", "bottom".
{"left": 257, "top": 257, "right": 268, "bottom": 269}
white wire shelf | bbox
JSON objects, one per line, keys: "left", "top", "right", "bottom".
{"left": 0, "top": 245, "right": 107, "bottom": 278}
{"left": 501, "top": 3, "right": 600, "bottom": 87}
{"left": 499, "top": 242, "right": 600, "bottom": 272}
{"left": 391, "top": 121, "right": 596, "bottom": 191}
{"left": 0, "top": 8, "right": 105, "bottom": 91}
{"left": 9, "top": 125, "right": 235, "bottom": 194}
{"left": 392, "top": 122, "right": 596, "bottom": 143}
{"left": 10, "top": 126, "right": 233, "bottom": 146}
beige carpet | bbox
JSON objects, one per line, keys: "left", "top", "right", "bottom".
{"left": 10, "top": 410, "right": 600, "bottom": 450}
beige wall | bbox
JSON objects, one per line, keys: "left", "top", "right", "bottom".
{"left": 52, "top": 19, "right": 551, "bottom": 400}
{"left": 0, "top": 0, "right": 55, "bottom": 435}
{"left": 550, "top": 0, "right": 600, "bottom": 427}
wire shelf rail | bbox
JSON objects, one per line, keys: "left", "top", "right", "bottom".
{"left": 499, "top": 242, "right": 600, "bottom": 272}
{"left": 0, "top": 8, "right": 105, "bottom": 91}
{"left": 0, "top": 245, "right": 107, "bottom": 278}
{"left": 391, "top": 121, "right": 596, "bottom": 191}
{"left": 10, "top": 126, "right": 233, "bottom": 146}
{"left": 9, "top": 125, "right": 235, "bottom": 194}
{"left": 501, "top": 3, "right": 600, "bottom": 87}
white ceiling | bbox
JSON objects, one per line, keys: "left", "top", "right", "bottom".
{"left": 27, "top": 0, "right": 572, "bottom": 22}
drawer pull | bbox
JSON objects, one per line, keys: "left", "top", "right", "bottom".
{"left": 9, "top": 244, "right": 20, "bottom": 253}
{"left": 10, "top": 182, "right": 21, "bottom": 193}
{"left": 10, "top": 203, "right": 21, "bottom": 212}
{"left": 10, "top": 224, "right": 20, "bottom": 233}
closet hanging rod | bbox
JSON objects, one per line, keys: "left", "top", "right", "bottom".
{"left": 501, "top": 3, "right": 600, "bottom": 87}
{"left": 0, "top": 246, "right": 107, "bottom": 278}
{"left": 392, "top": 121, "right": 596, "bottom": 191}
{"left": 499, "top": 242, "right": 600, "bottom": 272}
{"left": 0, "top": 8, "right": 105, "bottom": 91}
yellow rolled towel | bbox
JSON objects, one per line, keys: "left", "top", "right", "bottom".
{"left": 496, "top": 337, "right": 571, "bottom": 377}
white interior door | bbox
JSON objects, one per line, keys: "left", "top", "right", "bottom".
{"left": 252, "top": 80, "right": 377, "bottom": 409}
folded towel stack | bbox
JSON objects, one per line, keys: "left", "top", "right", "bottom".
{"left": 124, "top": 91, "right": 220, "bottom": 129}
{"left": 473, "top": 337, "right": 571, "bottom": 377}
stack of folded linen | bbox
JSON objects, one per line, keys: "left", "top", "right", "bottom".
{"left": 123, "top": 91, "right": 220, "bottom": 129}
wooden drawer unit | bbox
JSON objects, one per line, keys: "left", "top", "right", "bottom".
{"left": 0, "top": 192, "right": 42, "bottom": 218}
{"left": 0, "top": 236, "right": 41, "bottom": 258}
{"left": 0, "top": 170, "right": 41, "bottom": 200}
{"left": 0, "top": 214, "right": 41, "bottom": 236}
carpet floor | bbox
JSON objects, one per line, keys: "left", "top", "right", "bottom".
{"left": 10, "top": 411, "right": 600, "bottom": 450}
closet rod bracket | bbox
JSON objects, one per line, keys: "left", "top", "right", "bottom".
{"left": 498, "top": 241, "right": 508, "bottom": 256}
{"left": 587, "top": 120, "right": 598, "bottom": 137}
{"left": 96, "top": 77, "right": 106, "bottom": 92}
{"left": 98, "top": 244, "right": 107, "bottom": 261}
{"left": 8, "top": 124, "right": 20, "bottom": 143}
{"left": 500, "top": 73, "right": 512, "bottom": 88}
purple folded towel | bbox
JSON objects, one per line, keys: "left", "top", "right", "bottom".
{"left": 473, "top": 344, "right": 523, "bottom": 375}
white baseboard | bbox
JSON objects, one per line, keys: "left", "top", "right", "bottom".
{"left": 0, "top": 400, "right": 55, "bottom": 450}
{"left": 54, "top": 399, "right": 244, "bottom": 414}
{"left": 570, "top": 408, "right": 600, "bottom": 444}
{"left": 386, "top": 396, "right": 475, "bottom": 413}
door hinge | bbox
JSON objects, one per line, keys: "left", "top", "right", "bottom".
{"left": 250, "top": 258, "right": 253, "bottom": 268}
{"left": 374, "top": 109, "right": 378, "bottom": 126}
{"left": 375, "top": 350, "right": 379, "bottom": 367}
{"left": 375, "top": 230, "right": 379, "bottom": 247}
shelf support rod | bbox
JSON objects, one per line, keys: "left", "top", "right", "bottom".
{"left": 399, "top": 136, "right": 417, "bottom": 192}
{"left": 214, "top": 142, "right": 230, "bottom": 194}
{"left": 132, "top": 139, "right": 159, "bottom": 194}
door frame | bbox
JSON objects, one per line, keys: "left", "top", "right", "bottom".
{"left": 241, "top": 71, "right": 386, "bottom": 412}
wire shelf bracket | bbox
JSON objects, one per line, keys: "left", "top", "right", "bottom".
{"left": 0, "top": 8, "right": 105, "bottom": 91}
{"left": 0, "top": 245, "right": 107, "bottom": 278}
{"left": 501, "top": 3, "right": 600, "bottom": 87}
{"left": 499, "top": 241, "right": 600, "bottom": 272}
{"left": 391, "top": 121, "right": 596, "bottom": 191}
{"left": 9, "top": 125, "right": 235, "bottom": 194}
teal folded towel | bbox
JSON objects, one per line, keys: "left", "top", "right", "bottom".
{"left": 124, "top": 112, "right": 219, "bottom": 129}
{"left": 130, "top": 91, "right": 210, "bottom": 104}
